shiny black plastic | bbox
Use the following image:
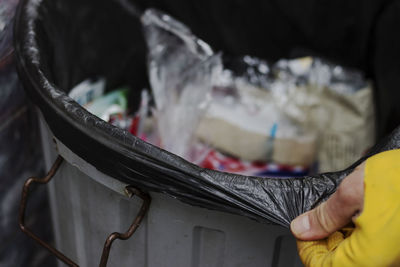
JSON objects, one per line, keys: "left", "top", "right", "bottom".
{"left": 14, "top": 0, "right": 400, "bottom": 227}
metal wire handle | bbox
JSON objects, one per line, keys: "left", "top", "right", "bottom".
{"left": 19, "top": 156, "right": 151, "bottom": 267}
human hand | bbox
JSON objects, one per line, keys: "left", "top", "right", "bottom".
{"left": 290, "top": 149, "right": 400, "bottom": 266}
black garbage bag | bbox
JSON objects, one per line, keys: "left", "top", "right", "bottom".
{"left": 15, "top": 0, "right": 400, "bottom": 227}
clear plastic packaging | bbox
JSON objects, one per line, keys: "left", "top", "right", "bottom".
{"left": 142, "top": 9, "right": 222, "bottom": 159}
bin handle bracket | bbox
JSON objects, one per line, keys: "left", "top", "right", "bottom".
{"left": 19, "top": 156, "right": 152, "bottom": 267}
{"left": 99, "top": 185, "right": 151, "bottom": 267}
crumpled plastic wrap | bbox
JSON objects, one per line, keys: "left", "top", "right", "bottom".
{"left": 14, "top": 0, "right": 400, "bottom": 228}
{"left": 143, "top": 9, "right": 222, "bottom": 159}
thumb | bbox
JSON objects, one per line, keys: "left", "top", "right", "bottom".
{"left": 291, "top": 163, "right": 365, "bottom": 240}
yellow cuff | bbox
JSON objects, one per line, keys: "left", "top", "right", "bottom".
{"left": 297, "top": 149, "right": 400, "bottom": 267}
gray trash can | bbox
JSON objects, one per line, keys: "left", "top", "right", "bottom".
{"left": 37, "top": 117, "right": 301, "bottom": 266}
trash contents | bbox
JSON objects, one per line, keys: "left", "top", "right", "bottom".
{"left": 69, "top": 8, "right": 375, "bottom": 176}
{"left": 68, "top": 78, "right": 105, "bottom": 106}
{"left": 195, "top": 66, "right": 317, "bottom": 167}
{"left": 86, "top": 88, "right": 129, "bottom": 122}
{"left": 195, "top": 143, "right": 310, "bottom": 177}
{"left": 68, "top": 79, "right": 158, "bottom": 143}
{"left": 271, "top": 57, "right": 375, "bottom": 172}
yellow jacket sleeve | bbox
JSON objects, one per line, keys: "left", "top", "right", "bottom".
{"left": 297, "top": 149, "right": 400, "bottom": 267}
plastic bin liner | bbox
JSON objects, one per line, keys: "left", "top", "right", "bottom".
{"left": 14, "top": 0, "right": 400, "bottom": 227}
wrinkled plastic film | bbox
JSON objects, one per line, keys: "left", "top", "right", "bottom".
{"left": 143, "top": 9, "right": 222, "bottom": 159}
